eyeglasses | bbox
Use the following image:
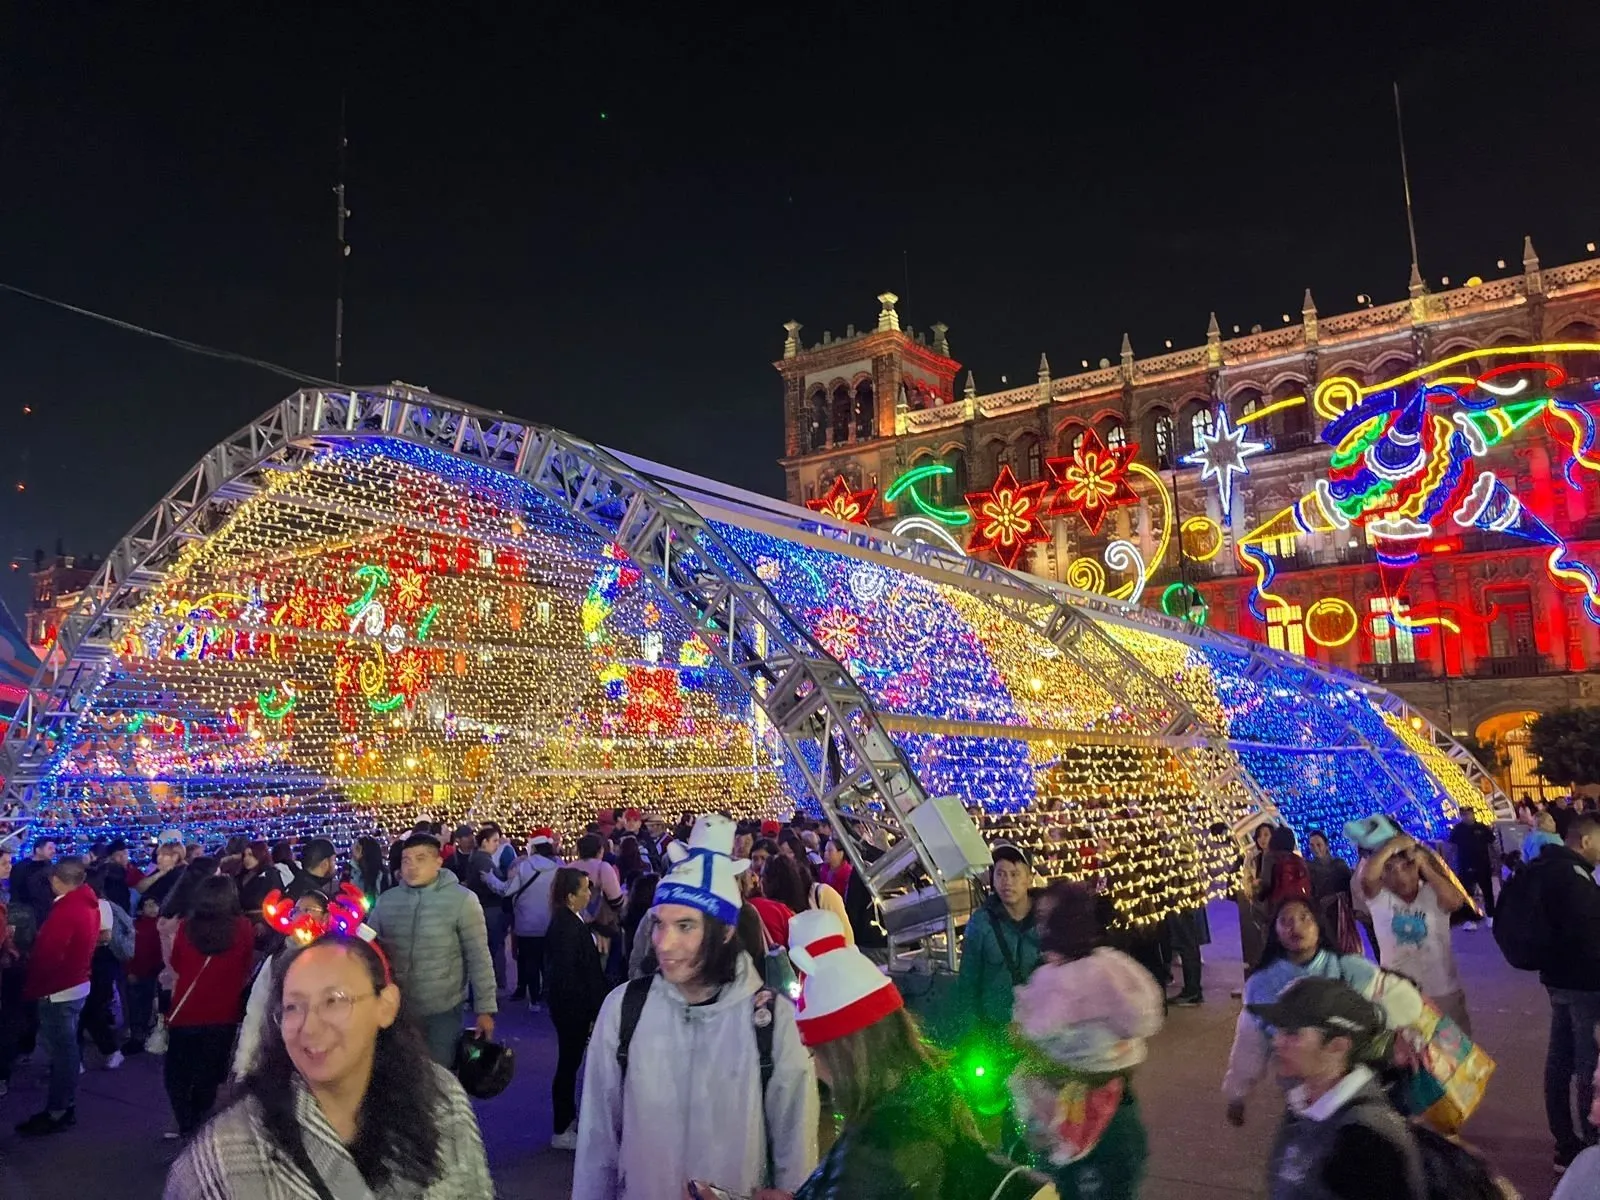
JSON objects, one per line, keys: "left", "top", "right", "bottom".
{"left": 274, "top": 990, "right": 379, "bottom": 1032}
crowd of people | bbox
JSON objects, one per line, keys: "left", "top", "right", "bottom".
{"left": 0, "top": 795, "right": 1593, "bottom": 1196}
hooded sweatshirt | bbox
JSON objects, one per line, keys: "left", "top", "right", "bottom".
{"left": 483, "top": 852, "right": 561, "bottom": 937}
{"left": 366, "top": 867, "right": 497, "bottom": 1019}
{"left": 573, "top": 952, "right": 819, "bottom": 1200}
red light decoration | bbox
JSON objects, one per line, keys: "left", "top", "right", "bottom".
{"left": 965, "top": 465, "right": 1051, "bottom": 569}
{"left": 1045, "top": 430, "right": 1141, "bottom": 534}
{"left": 806, "top": 475, "right": 877, "bottom": 525}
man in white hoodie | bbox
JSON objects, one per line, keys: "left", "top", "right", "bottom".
{"left": 574, "top": 814, "right": 818, "bottom": 1200}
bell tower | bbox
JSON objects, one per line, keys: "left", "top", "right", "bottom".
{"left": 777, "top": 292, "right": 959, "bottom": 509}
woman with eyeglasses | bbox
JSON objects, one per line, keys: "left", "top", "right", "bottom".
{"left": 165, "top": 934, "right": 491, "bottom": 1199}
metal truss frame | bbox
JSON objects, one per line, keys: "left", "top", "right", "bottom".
{"left": 0, "top": 385, "right": 962, "bottom": 959}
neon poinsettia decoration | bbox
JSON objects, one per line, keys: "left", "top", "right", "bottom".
{"left": 1045, "top": 430, "right": 1140, "bottom": 534}
{"left": 965, "top": 465, "right": 1051, "bottom": 568}
{"left": 805, "top": 475, "right": 877, "bottom": 525}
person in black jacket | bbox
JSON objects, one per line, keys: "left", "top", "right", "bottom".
{"left": 1535, "top": 813, "right": 1600, "bottom": 1172}
{"left": 546, "top": 866, "right": 609, "bottom": 1150}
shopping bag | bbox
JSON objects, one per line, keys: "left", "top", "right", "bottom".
{"left": 1401, "top": 1002, "right": 1495, "bottom": 1134}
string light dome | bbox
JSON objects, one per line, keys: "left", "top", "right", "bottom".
{"left": 0, "top": 386, "right": 1506, "bottom": 934}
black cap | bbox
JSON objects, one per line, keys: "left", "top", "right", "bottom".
{"left": 991, "top": 841, "right": 1032, "bottom": 871}
{"left": 1246, "top": 976, "right": 1384, "bottom": 1044}
{"left": 106, "top": 838, "right": 128, "bottom": 855}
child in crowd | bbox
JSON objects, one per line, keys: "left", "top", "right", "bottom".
{"left": 123, "top": 895, "right": 163, "bottom": 1055}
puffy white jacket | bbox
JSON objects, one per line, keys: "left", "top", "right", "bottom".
{"left": 573, "top": 953, "right": 819, "bottom": 1200}
{"left": 483, "top": 853, "right": 561, "bottom": 937}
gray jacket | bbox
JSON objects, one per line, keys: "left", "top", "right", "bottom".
{"left": 368, "top": 868, "right": 498, "bottom": 1019}
{"left": 484, "top": 853, "right": 561, "bottom": 937}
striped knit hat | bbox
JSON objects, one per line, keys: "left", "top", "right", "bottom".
{"left": 789, "top": 909, "right": 903, "bottom": 1046}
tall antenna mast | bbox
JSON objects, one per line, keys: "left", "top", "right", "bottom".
{"left": 333, "top": 95, "right": 350, "bottom": 383}
{"left": 1393, "top": 82, "right": 1422, "bottom": 282}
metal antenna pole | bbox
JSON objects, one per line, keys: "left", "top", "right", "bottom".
{"left": 1393, "top": 82, "right": 1422, "bottom": 280}
{"left": 334, "top": 96, "right": 349, "bottom": 384}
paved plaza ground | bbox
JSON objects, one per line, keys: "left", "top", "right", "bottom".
{"left": 0, "top": 903, "right": 1563, "bottom": 1198}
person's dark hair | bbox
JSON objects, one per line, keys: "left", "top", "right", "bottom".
{"left": 751, "top": 837, "right": 779, "bottom": 860}
{"left": 734, "top": 903, "right": 767, "bottom": 975}
{"left": 615, "top": 836, "right": 645, "bottom": 883}
{"left": 575, "top": 833, "right": 603, "bottom": 861}
{"left": 1255, "top": 896, "right": 1329, "bottom": 972}
{"left": 1566, "top": 813, "right": 1600, "bottom": 844}
{"left": 187, "top": 875, "right": 244, "bottom": 955}
{"left": 246, "top": 938, "right": 444, "bottom": 1191}
{"left": 400, "top": 832, "right": 442, "bottom": 855}
{"left": 224, "top": 835, "right": 249, "bottom": 859}
{"left": 1037, "top": 881, "right": 1105, "bottom": 960}
{"left": 90, "top": 839, "right": 111, "bottom": 861}
{"left": 1267, "top": 825, "right": 1297, "bottom": 853}
{"left": 51, "top": 856, "right": 87, "bottom": 887}
{"left": 1307, "top": 829, "right": 1328, "bottom": 846}
{"left": 353, "top": 836, "right": 386, "bottom": 889}
{"left": 551, "top": 866, "right": 589, "bottom": 911}
{"left": 161, "top": 856, "right": 218, "bottom": 919}
{"left": 622, "top": 873, "right": 659, "bottom": 943}
{"left": 1549, "top": 803, "right": 1575, "bottom": 839}
{"left": 243, "top": 840, "right": 272, "bottom": 877}
{"left": 83, "top": 861, "right": 111, "bottom": 899}
{"left": 760, "top": 854, "right": 807, "bottom": 913}
{"left": 476, "top": 822, "right": 503, "bottom": 843}
{"left": 301, "top": 838, "right": 336, "bottom": 874}
{"left": 778, "top": 829, "right": 807, "bottom": 861}
{"left": 271, "top": 841, "right": 296, "bottom": 867}
{"left": 673, "top": 814, "right": 694, "bottom": 844}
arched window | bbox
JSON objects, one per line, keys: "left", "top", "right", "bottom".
{"left": 831, "top": 385, "right": 852, "bottom": 444}
{"left": 1019, "top": 435, "right": 1042, "bottom": 480}
{"left": 1556, "top": 323, "right": 1600, "bottom": 381}
{"left": 853, "top": 380, "right": 875, "bottom": 440}
{"left": 808, "top": 389, "right": 828, "bottom": 451}
{"left": 1071, "top": 430, "right": 1087, "bottom": 454}
{"left": 985, "top": 439, "right": 1010, "bottom": 482}
{"left": 1234, "top": 388, "right": 1261, "bottom": 424}
{"left": 1105, "top": 423, "right": 1128, "bottom": 451}
{"left": 1275, "top": 380, "right": 1310, "bottom": 444}
{"left": 939, "top": 450, "right": 968, "bottom": 507}
{"left": 1153, "top": 414, "right": 1175, "bottom": 468}
{"left": 1189, "top": 407, "right": 1215, "bottom": 452}
{"left": 1369, "top": 357, "right": 1412, "bottom": 389}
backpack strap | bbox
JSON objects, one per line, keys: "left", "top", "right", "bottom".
{"left": 990, "top": 908, "right": 1029, "bottom": 987}
{"left": 508, "top": 866, "right": 546, "bottom": 905}
{"left": 615, "top": 974, "right": 653, "bottom": 1081}
{"left": 752, "top": 987, "right": 778, "bottom": 1186}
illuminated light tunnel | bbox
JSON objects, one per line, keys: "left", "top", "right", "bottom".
{"left": 0, "top": 387, "right": 1507, "bottom": 942}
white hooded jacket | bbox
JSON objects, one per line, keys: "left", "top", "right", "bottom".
{"left": 573, "top": 952, "right": 819, "bottom": 1200}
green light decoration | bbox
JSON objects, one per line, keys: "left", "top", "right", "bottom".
{"left": 1161, "top": 582, "right": 1210, "bottom": 625}
{"left": 416, "top": 602, "right": 442, "bottom": 641}
{"left": 257, "top": 683, "right": 297, "bottom": 720}
{"left": 368, "top": 691, "right": 406, "bottom": 713}
{"left": 344, "top": 564, "right": 391, "bottom": 616}
{"left": 884, "top": 464, "right": 972, "bottom": 526}
{"left": 952, "top": 1038, "right": 1014, "bottom": 1117}
{"left": 1467, "top": 398, "right": 1548, "bottom": 446}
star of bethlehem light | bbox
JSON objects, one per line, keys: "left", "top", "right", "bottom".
{"left": 1180, "top": 408, "right": 1269, "bottom": 512}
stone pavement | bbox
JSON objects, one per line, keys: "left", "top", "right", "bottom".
{"left": 0, "top": 904, "right": 1562, "bottom": 1198}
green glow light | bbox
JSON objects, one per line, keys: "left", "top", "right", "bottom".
{"left": 344, "top": 564, "right": 391, "bottom": 616}
{"left": 885, "top": 464, "right": 972, "bottom": 526}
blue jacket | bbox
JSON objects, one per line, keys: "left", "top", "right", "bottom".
{"left": 958, "top": 897, "right": 1041, "bottom": 1030}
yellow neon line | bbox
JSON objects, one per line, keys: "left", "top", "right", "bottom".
{"left": 1371, "top": 343, "right": 1600, "bottom": 393}
{"left": 1554, "top": 408, "right": 1600, "bottom": 474}
{"left": 1235, "top": 395, "right": 1307, "bottom": 427}
{"left": 1113, "top": 463, "right": 1173, "bottom": 601}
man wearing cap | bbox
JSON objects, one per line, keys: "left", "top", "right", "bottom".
{"left": 1249, "top": 976, "right": 1425, "bottom": 1200}
{"left": 574, "top": 814, "right": 817, "bottom": 1200}
{"left": 959, "top": 842, "right": 1041, "bottom": 1032}
{"left": 483, "top": 829, "right": 562, "bottom": 1009}
{"left": 616, "top": 807, "right": 664, "bottom": 873}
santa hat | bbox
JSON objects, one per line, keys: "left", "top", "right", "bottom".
{"left": 652, "top": 814, "right": 748, "bottom": 927}
{"left": 789, "top": 910, "right": 903, "bottom": 1047}
{"left": 529, "top": 827, "right": 556, "bottom": 847}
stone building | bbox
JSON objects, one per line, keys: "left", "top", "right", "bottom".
{"left": 777, "top": 245, "right": 1600, "bottom": 802}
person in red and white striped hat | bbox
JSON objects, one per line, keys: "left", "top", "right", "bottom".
{"left": 763, "top": 910, "right": 1055, "bottom": 1200}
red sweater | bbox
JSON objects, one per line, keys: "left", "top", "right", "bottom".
{"left": 23, "top": 885, "right": 101, "bottom": 1001}
{"left": 168, "top": 917, "right": 255, "bottom": 1027}
{"left": 128, "top": 915, "right": 164, "bottom": 980}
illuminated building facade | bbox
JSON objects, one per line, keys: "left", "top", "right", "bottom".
{"left": 26, "top": 549, "right": 101, "bottom": 658}
{"left": 778, "top": 248, "right": 1600, "bottom": 801}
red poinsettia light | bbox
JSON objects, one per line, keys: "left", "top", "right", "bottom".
{"left": 965, "top": 465, "right": 1051, "bottom": 568}
{"left": 1045, "top": 430, "right": 1140, "bottom": 534}
{"left": 805, "top": 475, "right": 877, "bottom": 525}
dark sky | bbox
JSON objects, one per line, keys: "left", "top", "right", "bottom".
{"left": 2, "top": 1, "right": 1595, "bottom": 616}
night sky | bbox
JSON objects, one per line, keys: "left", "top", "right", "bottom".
{"left": 3, "top": 2, "right": 1596, "bottom": 617}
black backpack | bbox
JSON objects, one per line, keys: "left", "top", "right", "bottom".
{"left": 1493, "top": 855, "right": 1557, "bottom": 971}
